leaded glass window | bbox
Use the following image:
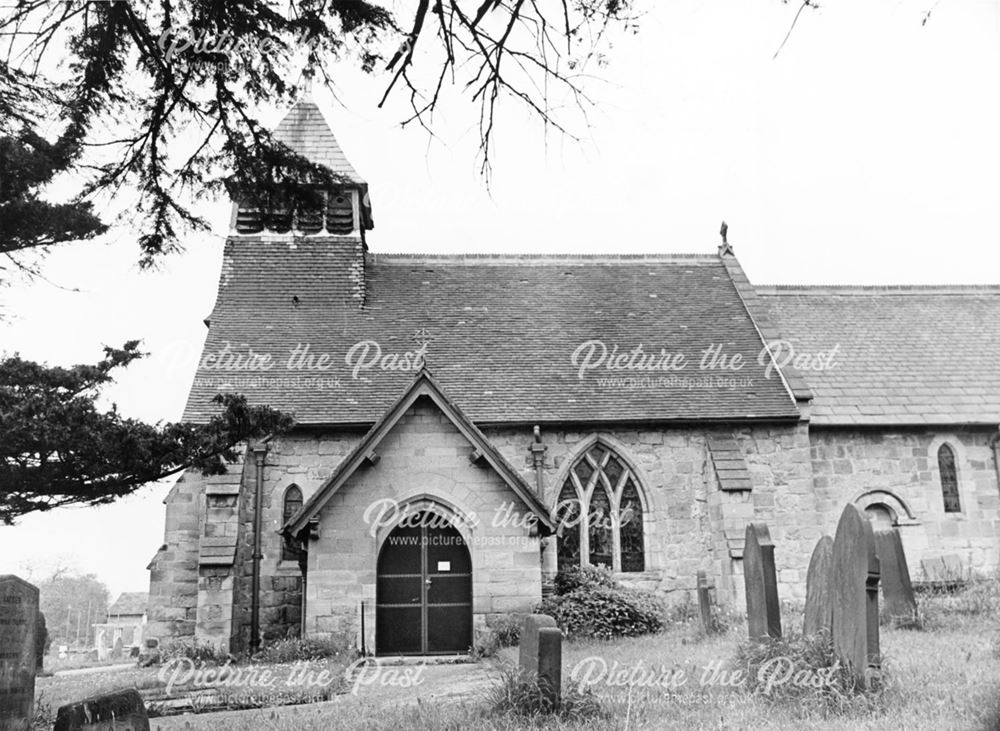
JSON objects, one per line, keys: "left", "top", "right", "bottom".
{"left": 555, "top": 442, "right": 646, "bottom": 573}
{"left": 938, "top": 444, "right": 961, "bottom": 513}
{"left": 282, "top": 485, "right": 306, "bottom": 562}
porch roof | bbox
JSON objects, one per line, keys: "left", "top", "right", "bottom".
{"left": 284, "top": 369, "right": 555, "bottom": 536}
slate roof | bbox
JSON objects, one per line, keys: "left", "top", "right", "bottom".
{"left": 273, "top": 100, "right": 365, "bottom": 185}
{"left": 182, "top": 247, "right": 801, "bottom": 425}
{"left": 706, "top": 434, "right": 753, "bottom": 491}
{"left": 108, "top": 592, "right": 147, "bottom": 617}
{"left": 762, "top": 286, "right": 1000, "bottom": 425}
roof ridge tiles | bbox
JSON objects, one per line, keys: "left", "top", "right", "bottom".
{"left": 368, "top": 252, "right": 720, "bottom": 265}
{"left": 757, "top": 284, "right": 1000, "bottom": 295}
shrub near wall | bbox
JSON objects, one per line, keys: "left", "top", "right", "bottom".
{"left": 538, "top": 566, "right": 664, "bottom": 640}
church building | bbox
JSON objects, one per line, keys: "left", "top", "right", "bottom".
{"left": 146, "top": 95, "right": 1000, "bottom": 655}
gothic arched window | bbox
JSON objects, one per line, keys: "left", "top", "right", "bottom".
{"left": 938, "top": 444, "right": 961, "bottom": 513}
{"left": 282, "top": 485, "right": 306, "bottom": 562}
{"left": 555, "top": 442, "right": 645, "bottom": 573}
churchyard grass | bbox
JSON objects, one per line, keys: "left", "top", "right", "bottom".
{"left": 128, "top": 603, "right": 999, "bottom": 731}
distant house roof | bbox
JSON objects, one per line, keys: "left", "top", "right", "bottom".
{"left": 762, "top": 286, "right": 1000, "bottom": 426}
{"left": 182, "top": 249, "right": 801, "bottom": 425}
{"left": 108, "top": 592, "right": 147, "bottom": 617}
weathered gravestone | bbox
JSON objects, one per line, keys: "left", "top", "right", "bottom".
{"left": 831, "top": 504, "right": 880, "bottom": 687}
{"left": 941, "top": 554, "right": 965, "bottom": 580}
{"left": 803, "top": 536, "right": 834, "bottom": 638}
{"left": 873, "top": 529, "right": 918, "bottom": 627}
{"left": 743, "top": 523, "right": 781, "bottom": 639}
{"left": 536, "top": 628, "right": 562, "bottom": 707}
{"left": 519, "top": 614, "right": 562, "bottom": 707}
{"left": 54, "top": 689, "right": 149, "bottom": 731}
{"left": 696, "top": 571, "right": 719, "bottom": 634}
{"left": 35, "top": 612, "right": 47, "bottom": 673}
{"left": 0, "top": 575, "right": 39, "bottom": 731}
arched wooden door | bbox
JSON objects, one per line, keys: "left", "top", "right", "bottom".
{"left": 376, "top": 512, "right": 472, "bottom": 655}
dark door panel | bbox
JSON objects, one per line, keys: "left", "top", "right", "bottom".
{"left": 376, "top": 512, "right": 472, "bottom": 655}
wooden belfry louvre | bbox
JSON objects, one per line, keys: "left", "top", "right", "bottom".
{"left": 555, "top": 443, "right": 645, "bottom": 573}
{"left": 376, "top": 512, "right": 472, "bottom": 655}
{"left": 234, "top": 189, "right": 355, "bottom": 234}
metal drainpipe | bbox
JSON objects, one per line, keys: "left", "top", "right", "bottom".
{"left": 250, "top": 444, "right": 267, "bottom": 654}
{"left": 991, "top": 428, "right": 1000, "bottom": 496}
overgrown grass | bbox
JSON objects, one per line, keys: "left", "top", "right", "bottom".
{"left": 38, "top": 579, "right": 1000, "bottom": 730}
{"left": 731, "top": 630, "right": 886, "bottom": 718}
{"left": 250, "top": 636, "right": 353, "bottom": 664}
{"left": 486, "top": 667, "right": 606, "bottom": 722}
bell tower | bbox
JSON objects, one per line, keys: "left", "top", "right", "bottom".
{"left": 228, "top": 70, "right": 374, "bottom": 240}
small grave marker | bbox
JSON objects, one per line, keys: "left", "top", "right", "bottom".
{"left": 519, "top": 614, "right": 563, "bottom": 707}
{"left": 536, "top": 627, "right": 562, "bottom": 707}
{"left": 697, "top": 571, "right": 719, "bottom": 634}
{"left": 831, "top": 504, "right": 880, "bottom": 687}
{"left": 0, "top": 575, "right": 39, "bottom": 731}
{"left": 743, "top": 523, "right": 781, "bottom": 639}
{"left": 53, "top": 689, "right": 150, "bottom": 731}
{"left": 873, "top": 529, "right": 918, "bottom": 627}
{"left": 803, "top": 536, "right": 834, "bottom": 637}
{"left": 519, "top": 614, "right": 558, "bottom": 676}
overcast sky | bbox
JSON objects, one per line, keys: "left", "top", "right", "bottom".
{"left": 2, "top": 0, "right": 999, "bottom": 598}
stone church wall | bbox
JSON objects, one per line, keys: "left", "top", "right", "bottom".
{"left": 485, "top": 421, "right": 817, "bottom": 606}
{"left": 809, "top": 427, "right": 1000, "bottom": 578}
{"left": 302, "top": 401, "right": 543, "bottom": 647}
{"left": 146, "top": 472, "right": 203, "bottom": 642}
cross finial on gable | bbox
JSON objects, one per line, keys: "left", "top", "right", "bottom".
{"left": 718, "top": 220, "right": 734, "bottom": 256}
{"left": 300, "top": 62, "right": 315, "bottom": 101}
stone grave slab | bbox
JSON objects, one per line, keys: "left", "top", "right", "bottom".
{"left": 803, "top": 535, "right": 834, "bottom": 637}
{"left": 0, "top": 575, "right": 39, "bottom": 731}
{"left": 697, "top": 571, "right": 719, "bottom": 634}
{"left": 831, "top": 504, "right": 880, "bottom": 687}
{"left": 518, "top": 614, "right": 558, "bottom": 676}
{"left": 743, "top": 523, "right": 781, "bottom": 639}
{"left": 54, "top": 689, "right": 149, "bottom": 731}
{"left": 536, "top": 627, "right": 562, "bottom": 707}
{"left": 873, "top": 529, "right": 918, "bottom": 627}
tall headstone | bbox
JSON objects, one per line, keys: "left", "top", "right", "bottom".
{"left": 0, "top": 575, "right": 39, "bottom": 731}
{"left": 696, "top": 571, "right": 719, "bottom": 634}
{"left": 743, "top": 523, "right": 781, "bottom": 639}
{"left": 873, "top": 529, "right": 918, "bottom": 627}
{"left": 803, "top": 536, "right": 834, "bottom": 637}
{"left": 831, "top": 504, "right": 881, "bottom": 687}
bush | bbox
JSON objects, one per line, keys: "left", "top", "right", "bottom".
{"left": 487, "top": 667, "right": 606, "bottom": 721}
{"left": 539, "top": 568, "right": 664, "bottom": 640}
{"left": 553, "top": 565, "right": 618, "bottom": 595}
{"left": 159, "top": 640, "right": 235, "bottom": 666}
{"left": 250, "top": 635, "right": 352, "bottom": 664}
{"left": 731, "top": 630, "right": 886, "bottom": 715}
{"left": 491, "top": 615, "right": 522, "bottom": 648}
{"left": 471, "top": 615, "right": 523, "bottom": 659}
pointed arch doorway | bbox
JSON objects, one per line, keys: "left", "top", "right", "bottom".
{"left": 376, "top": 512, "right": 472, "bottom": 655}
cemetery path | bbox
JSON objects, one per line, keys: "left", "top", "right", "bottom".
{"left": 52, "top": 662, "right": 137, "bottom": 677}
{"left": 147, "top": 659, "right": 499, "bottom": 730}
